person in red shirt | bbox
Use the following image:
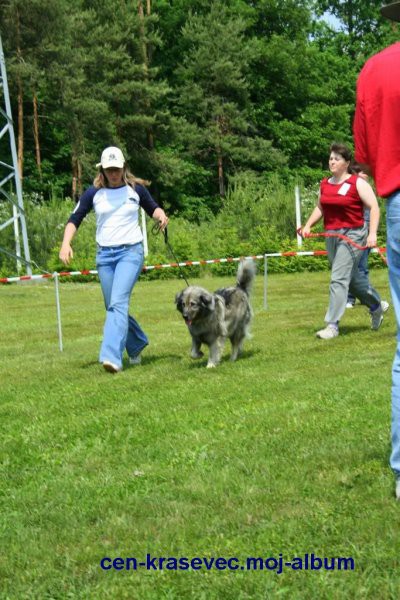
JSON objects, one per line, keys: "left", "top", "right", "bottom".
{"left": 302, "top": 143, "right": 387, "bottom": 340}
{"left": 353, "top": 1, "right": 400, "bottom": 499}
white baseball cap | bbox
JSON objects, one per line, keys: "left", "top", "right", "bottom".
{"left": 96, "top": 146, "right": 125, "bottom": 169}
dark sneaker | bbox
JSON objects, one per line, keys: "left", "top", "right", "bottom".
{"left": 370, "top": 301, "right": 389, "bottom": 330}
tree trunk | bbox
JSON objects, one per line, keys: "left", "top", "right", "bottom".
{"left": 33, "top": 93, "right": 42, "bottom": 179}
{"left": 72, "top": 175, "right": 77, "bottom": 201}
{"left": 138, "top": 0, "right": 154, "bottom": 150}
{"left": 217, "top": 152, "right": 225, "bottom": 198}
{"left": 72, "top": 153, "right": 82, "bottom": 200}
{"left": 138, "top": 1, "right": 147, "bottom": 66}
{"left": 77, "top": 159, "right": 82, "bottom": 197}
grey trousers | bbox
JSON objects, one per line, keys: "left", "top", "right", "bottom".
{"left": 325, "top": 225, "right": 381, "bottom": 324}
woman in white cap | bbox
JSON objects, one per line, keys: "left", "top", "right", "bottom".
{"left": 59, "top": 146, "right": 168, "bottom": 373}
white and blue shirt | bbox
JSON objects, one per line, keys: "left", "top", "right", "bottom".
{"left": 68, "top": 183, "right": 159, "bottom": 247}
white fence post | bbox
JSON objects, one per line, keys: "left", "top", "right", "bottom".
{"left": 53, "top": 272, "right": 63, "bottom": 352}
{"left": 141, "top": 208, "right": 148, "bottom": 257}
{"left": 263, "top": 255, "right": 268, "bottom": 310}
{"left": 295, "top": 185, "right": 302, "bottom": 248}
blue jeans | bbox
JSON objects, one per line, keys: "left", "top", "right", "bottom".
{"left": 386, "top": 192, "right": 400, "bottom": 477}
{"left": 347, "top": 248, "right": 370, "bottom": 304}
{"left": 96, "top": 243, "right": 148, "bottom": 369}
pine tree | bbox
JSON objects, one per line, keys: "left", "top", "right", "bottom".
{"left": 173, "top": 0, "right": 285, "bottom": 201}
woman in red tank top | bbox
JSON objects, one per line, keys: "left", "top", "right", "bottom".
{"left": 302, "top": 142, "right": 388, "bottom": 340}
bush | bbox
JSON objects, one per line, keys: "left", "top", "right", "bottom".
{"left": 1, "top": 176, "right": 388, "bottom": 281}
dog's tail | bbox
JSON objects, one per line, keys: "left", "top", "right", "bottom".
{"left": 236, "top": 259, "right": 256, "bottom": 296}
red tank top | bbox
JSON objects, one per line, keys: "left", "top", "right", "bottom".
{"left": 319, "top": 174, "right": 364, "bottom": 230}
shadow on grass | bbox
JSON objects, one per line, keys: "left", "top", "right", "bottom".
{"left": 340, "top": 325, "right": 381, "bottom": 335}
{"left": 186, "top": 348, "right": 260, "bottom": 369}
{"left": 138, "top": 353, "right": 181, "bottom": 364}
{"left": 307, "top": 324, "right": 381, "bottom": 337}
{"left": 79, "top": 360, "right": 100, "bottom": 369}
{"left": 80, "top": 353, "right": 183, "bottom": 370}
{"left": 79, "top": 347, "right": 261, "bottom": 371}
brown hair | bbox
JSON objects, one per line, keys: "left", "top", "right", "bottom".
{"left": 329, "top": 142, "right": 352, "bottom": 163}
{"left": 349, "top": 161, "right": 363, "bottom": 174}
{"left": 93, "top": 165, "right": 151, "bottom": 189}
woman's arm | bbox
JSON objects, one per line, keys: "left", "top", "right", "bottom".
{"left": 59, "top": 188, "right": 95, "bottom": 264}
{"left": 59, "top": 222, "right": 77, "bottom": 265}
{"left": 356, "top": 177, "right": 380, "bottom": 247}
{"left": 136, "top": 184, "right": 169, "bottom": 231}
{"left": 302, "top": 201, "right": 323, "bottom": 236}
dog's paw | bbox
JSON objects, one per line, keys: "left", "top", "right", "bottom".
{"left": 191, "top": 351, "right": 204, "bottom": 359}
{"left": 206, "top": 362, "right": 217, "bottom": 368}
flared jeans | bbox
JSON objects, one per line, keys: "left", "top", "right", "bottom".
{"left": 96, "top": 243, "right": 148, "bottom": 369}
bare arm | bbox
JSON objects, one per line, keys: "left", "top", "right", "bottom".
{"left": 356, "top": 177, "right": 380, "bottom": 248}
{"left": 59, "top": 222, "right": 77, "bottom": 265}
{"left": 302, "top": 200, "right": 323, "bottom": 236}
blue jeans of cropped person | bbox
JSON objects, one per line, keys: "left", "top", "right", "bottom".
{"left": 96, "top": 243, "right": 148, "bottom": 369}
{"left": 386, "top": 192, "right": 400, "bottom": 478}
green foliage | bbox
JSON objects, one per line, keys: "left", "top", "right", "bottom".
{"left": 2, "top": 174, "right": 389, "bottom": 280}
{"left": 313, "top": 0, "right": 398, "bottom": 62}
{"left": 0, "top": 0, "right": 398, "bottom": 266}
{"left": 142, "top": 217, "right": 202, "bottom": 281}
{"left": 0, "top": 0, "right": 397, "bottom": 233}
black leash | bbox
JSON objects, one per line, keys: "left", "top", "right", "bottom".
{"left": 151, "top": 223, "right": 190, "bottom": 287}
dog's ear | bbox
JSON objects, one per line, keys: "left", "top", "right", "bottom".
{"left": 175, "top": 291, "right": 185, "bottom": 313}
{"left": 200, "top": 293, "right": 215, "bottom": 311}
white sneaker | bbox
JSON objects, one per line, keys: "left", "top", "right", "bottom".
{"left": 103, "top": 360, "right": 121, "bottom": 373}
{"left": 316, "top": 325, "right": 339, "bottom": 339}
{"left": 370, "top": 301, "right": 389, "bottom": 330}
{"left": 129, "top": 354, "right": 142, "bottom": 365}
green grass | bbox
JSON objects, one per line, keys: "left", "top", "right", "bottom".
{"left": 0, "top": 269, "right": 399, "bottom": 599}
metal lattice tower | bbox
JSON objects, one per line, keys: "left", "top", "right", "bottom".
{"left": 0, "top": 33, "right": 31, "bottom": 275}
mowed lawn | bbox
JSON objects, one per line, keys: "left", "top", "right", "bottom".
{"left": 1, "top": 268, "right": 399, "bottom": 599}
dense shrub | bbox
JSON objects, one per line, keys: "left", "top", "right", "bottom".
{"left": 0, "top": 176, "right": 388, "bottom": 280}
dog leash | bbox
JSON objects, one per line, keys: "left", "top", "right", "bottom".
{"left": 297, "top": 227, "right": 369, "bottom": 250}
{"left": 151, "top": 223, "right": 190, "bottom": 286}
{"left": 297, "top": 228, "right": 387, "bottom": 264}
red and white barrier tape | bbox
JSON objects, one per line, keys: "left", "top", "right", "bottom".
{"left": 297, "top": 229, "right": 388, "bottom": 264}
{"left": 0, "top": 248, "right": 386, "bottom": 284}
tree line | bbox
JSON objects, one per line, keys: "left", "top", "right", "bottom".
{"left": 0, "top": 0, "right": 398, "bottom": 218}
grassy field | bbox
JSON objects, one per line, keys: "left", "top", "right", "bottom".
{"left": 1, "top": 268, "right": 399, "bottom": 599}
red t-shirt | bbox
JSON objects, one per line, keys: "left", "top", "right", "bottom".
{"left": 319, "top": 175, "right": 364, "bottom": 230}
{"left": 353, "top": 42, "right": 400, "bottom": 198}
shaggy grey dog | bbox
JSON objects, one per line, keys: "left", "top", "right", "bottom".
{"left": 175, "top": 260, "right": 256, "bottom": 368}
